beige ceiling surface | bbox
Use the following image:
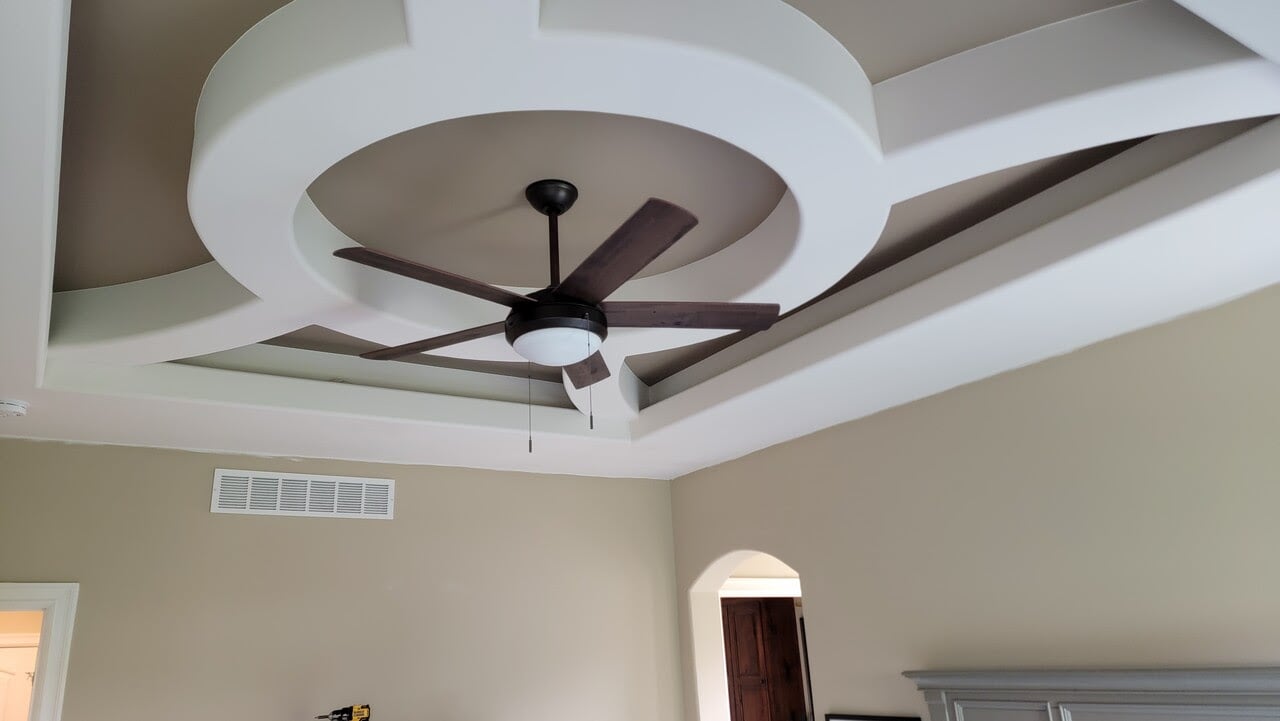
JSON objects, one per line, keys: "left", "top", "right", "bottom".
{"left": 310, "top": 111, "right": 783, "bottom": 288}
{"left": 56, "top": 0, "right": 291, "bottom": 292}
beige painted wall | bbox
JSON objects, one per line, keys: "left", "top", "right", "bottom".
{"left": 0, "top": 611, "right": 43, "bottom": 635}
{"left": 672, "top": 284, "right": 1280, "bottom": 720}
{"left": 4, "top": 286, "right": 1279, "bottom": 721}
{"left": 0, "top": 442, "right": 681, "bottom": 721}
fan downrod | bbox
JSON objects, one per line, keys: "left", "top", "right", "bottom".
{"left": 525, "top": 179, "right": 578, "bottom": 217}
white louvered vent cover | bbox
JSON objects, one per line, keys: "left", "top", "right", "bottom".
{"left": 212, "top": 469, "right": 394, "bottom": 520}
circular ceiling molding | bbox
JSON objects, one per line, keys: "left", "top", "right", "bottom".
{"left": 186, "top": 0, "right": 888, "bottom": 418}
{"left": 308, "top": 110, "right": 786, "bottom": 288}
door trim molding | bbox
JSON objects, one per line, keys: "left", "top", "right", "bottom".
{"left": 719, "top": 577, "right": 803, "bottom": 598}
{"left": 0, "top": 583, "right": 79, "bottom": 721}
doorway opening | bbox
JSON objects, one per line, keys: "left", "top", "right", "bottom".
{"left": 690, "top": 551, "right": 813, "bottom": 721}
{"left": 0, "top": 611, "right": 42, "bottom": 721}
{"left": 0, "top": 584, "right": 78, "bottom": 721}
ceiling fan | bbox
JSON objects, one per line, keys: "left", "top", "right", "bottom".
{"left": 333, "top": 179, "right": 781, "bottom": 389}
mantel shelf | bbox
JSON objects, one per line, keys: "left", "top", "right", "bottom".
{"left": 905, "top": 669, "right": 1280, "bottom": 694}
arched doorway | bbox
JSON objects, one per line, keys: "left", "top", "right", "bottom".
{"left": 690, "top": 551, "right": 811, "bottom": 721}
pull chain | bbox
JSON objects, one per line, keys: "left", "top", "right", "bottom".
{"left": 586, "top": 325, "right": 594, "bottom": 430}
{"left": 527, "top": 361, "right": 532, "bottom": 453}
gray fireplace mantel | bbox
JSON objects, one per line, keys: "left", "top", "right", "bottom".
{"left": 905, "top": 668, "right": 1280, "bottom": 721}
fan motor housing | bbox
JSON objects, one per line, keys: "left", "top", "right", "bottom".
{"left": 504, "top": 300, "right": 608, "bottom": 346}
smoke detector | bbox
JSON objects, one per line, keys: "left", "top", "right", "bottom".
{"left": 0, "top": 400, "right": 29, "bottom": 418}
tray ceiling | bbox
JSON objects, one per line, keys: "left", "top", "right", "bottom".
{"left": 4, "top": 0, "right": 1277, "bottom": 477}
{"left": 308, "top": 111, "right": 784, "bottom": 289}
{"left": 48, "top": 0, "right": 1138, "bottom": 385}
{"left": 52, "top": 0, "right": 1128, "bottom": 293}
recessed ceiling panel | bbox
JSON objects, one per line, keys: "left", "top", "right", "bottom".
{"left": 54, "top": 0, "right": 291, "bottom": 292}
{"left": 51, "top": 0, "right": 1123, "bottom": 292}
{"left": 307, "top": 111, "right": 786, "bottom": 288}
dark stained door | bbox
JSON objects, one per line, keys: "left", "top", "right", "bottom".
{"left": 722, "top": 598, "right": 773, "bottom": 721}
{"left": 722, "top": 598, "right": 807, "bottom": 721}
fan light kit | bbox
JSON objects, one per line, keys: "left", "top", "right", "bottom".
{"left": 511, "top": 326, "right": 601, "bottom": 366}
{"left": 333, "top": 179, "right": 782, "bottom": 389}
{"left": 506, "top": 300, "right": 606, "bottom": 366}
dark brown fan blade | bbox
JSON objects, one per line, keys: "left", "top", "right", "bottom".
{"left": 360, "top": 321, "right": 507, "bottom": 361}
{"left": 335, "top": 247, "right": 533, "bottom": 308}
{"left": 563, "top": 351, "right": 611, "bottom": 389}
{"left": 601, "top": 301, "right": 780, "bottom": 330}
{"left": 554, "top": 199, "right": 698, "bottom": 304}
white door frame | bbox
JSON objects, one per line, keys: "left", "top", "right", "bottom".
{"left": 0, "top": 584, "right": 78, "bottom": 721}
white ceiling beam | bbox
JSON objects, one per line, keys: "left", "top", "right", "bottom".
{"left": 0, "top": 0, "right": 68, "bottom": 394}
{"left": 1175, "top": 0, "right": 1280, "bottom": 67}
{"left": 876, "top": 0, "right": 1280, "bottom": 202}
{"left": 635, "top": 118, "right": 1280, "bottom": 469}
{"left": 49, "top": 263, "right": 308, "bottom": 366}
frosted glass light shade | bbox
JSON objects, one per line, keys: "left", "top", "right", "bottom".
{"left": 511, "top": 326, "right": 603, "bottom": 366}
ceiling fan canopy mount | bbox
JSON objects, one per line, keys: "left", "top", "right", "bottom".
{"left": 524, "top": 178, "right": 579, "bottom": 217}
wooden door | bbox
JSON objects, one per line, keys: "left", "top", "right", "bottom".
{"left": 722, "top": 598, "right": 807, "bottom": 721}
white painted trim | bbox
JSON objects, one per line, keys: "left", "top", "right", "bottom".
{"left": 718, "top": 577, "right": 802, "bottom": 598}
{"left": 906, "top": 668, "right": 1280, "bottom": 693}
{"left": 0, "top": 584, "right": 79, "bottom": 721}
{"left": 956, "top": 701, "right": 1051, "bottom": 721}
{"left": 1061, "top": 704, "right": 1280, "bottom": 721}
{"left": 0, "top": 633, "right": 41, "bottom": 648}
{"left": 690, "top": 551, "right": 763, "bottom": 721}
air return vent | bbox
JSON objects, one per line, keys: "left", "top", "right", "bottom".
{"left": 212, "top": 469, "right": 394, "bottom": 520}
